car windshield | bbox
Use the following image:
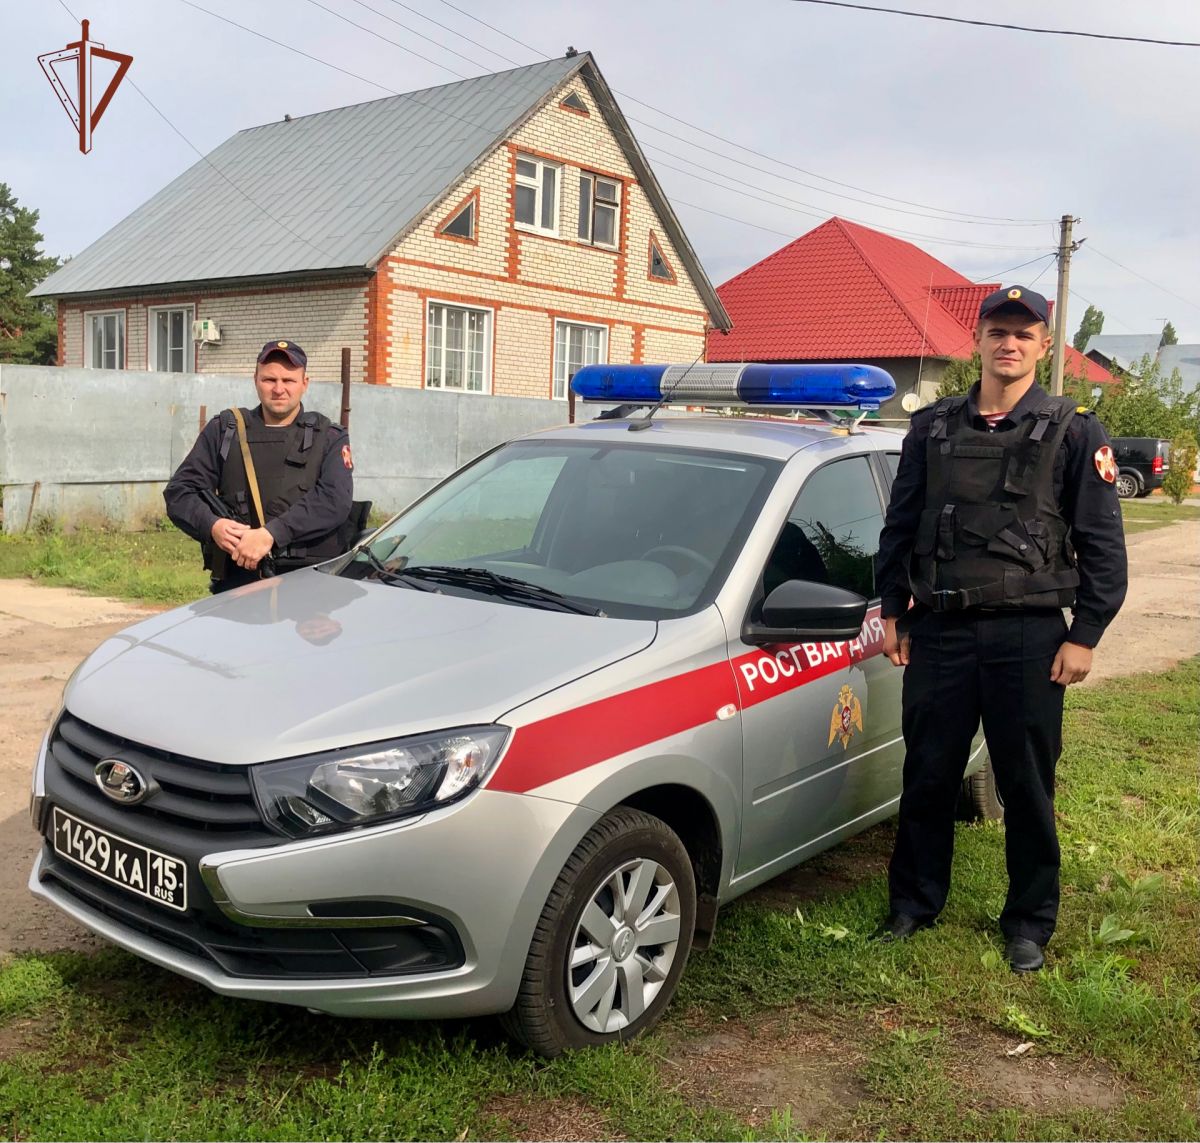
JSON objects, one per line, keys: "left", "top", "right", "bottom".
{"left": 335, "top": 439, "right": 781, "bottom": 619}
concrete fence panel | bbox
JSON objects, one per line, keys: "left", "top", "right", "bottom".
{"left": 0, "top": 365, "right": 586, "bottom": 533}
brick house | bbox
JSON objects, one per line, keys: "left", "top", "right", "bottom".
{"left": 706, "top": 217, "right": 1111, "bottom": 417}
{"left": 33, "top": 53, "right": 729, "bottom": 398}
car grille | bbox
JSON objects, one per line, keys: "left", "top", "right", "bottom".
{"left": 49, "top": 712, "right": 266, "bottom": 837}
{"left": 42, "top": 848, "right": 464, "bottom": 979}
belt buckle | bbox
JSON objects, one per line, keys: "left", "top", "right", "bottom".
{"left": 931, "top": 590, "right": 959, "bottom": 613}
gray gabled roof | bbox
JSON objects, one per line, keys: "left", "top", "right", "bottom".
{"left": 1158, "top": 344, "right": 1200, "bottom": 393}
{"left": 1082, "top": 333, "right": 1162, "bottom": 367}
{"left": 32, "top": 54, "right": 730, "bottom": 328}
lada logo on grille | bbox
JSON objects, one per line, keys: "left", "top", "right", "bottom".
{"left": 94, "top": 759, "right": 149, "bottom": 805}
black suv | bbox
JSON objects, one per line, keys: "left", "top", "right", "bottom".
{"left": 1110, "top": 437, "right": 1170, "bottom": 499}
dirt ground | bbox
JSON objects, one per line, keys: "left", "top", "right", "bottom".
{"left": 1, "top": 519, "right": 1196, "bottom": 957}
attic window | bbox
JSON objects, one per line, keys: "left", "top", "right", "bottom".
{"left": 560, "top": 91, "right": 588, "bottom": 115}
{"left": 436, "top": 190, "right": 478, "bottom": 243}
{"left": 648, "top": 234, "right": 676, "bottom": 283}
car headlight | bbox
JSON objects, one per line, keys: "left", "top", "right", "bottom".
{"left": 250, "top": 726, "right": 510, "bottom": 838}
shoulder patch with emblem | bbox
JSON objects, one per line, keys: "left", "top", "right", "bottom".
{"left": 341, "top": 444, "right": 354, "bottom": 470}
{"left": 1093, "top": 445, "right": 1117, "bottom": 482}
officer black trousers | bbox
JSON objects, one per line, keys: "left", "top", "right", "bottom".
{"left": 888, "top": 608, "right": 1068, "bottom": 945}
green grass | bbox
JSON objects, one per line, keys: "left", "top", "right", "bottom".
{"left": 3, "top": 660, "right": 1196, "bottom": 1140}
{"left": 0, "top": 520, "right": 209, "bottom": 605}
{"left": 1120, "top": 498, "right": 1200, "bottom": 534}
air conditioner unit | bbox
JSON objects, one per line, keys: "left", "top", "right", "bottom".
{"left": 192, "top": 318, "right": 221, "bottom": 343}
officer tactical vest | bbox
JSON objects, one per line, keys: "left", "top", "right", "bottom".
{"left": 217, "top": 407, "right": 343, "bottom": 565}
{"left": 909, "top": 393, "right": 1081, "bottom": 610}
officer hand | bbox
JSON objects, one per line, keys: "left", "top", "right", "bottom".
{"left": 211, "top": 517, "right": 248, "bottom": 555}
{"left": 883, "top": 617, "right": 911, "bottom": 667}
{"left": 1050, "top": 641, "right": 1092, "bottom": 686}
{"left": 233, "top": 527, "right": 276, "bottom": 569}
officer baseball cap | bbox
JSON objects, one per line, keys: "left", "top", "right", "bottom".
{"left": 256, "top": 339, "right": 308, "bottom": 368}
{"left": 979, "top": 286, "right": 1050, "bottom": 325}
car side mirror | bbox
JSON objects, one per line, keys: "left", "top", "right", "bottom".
{"left": 741, "top": 580, "right": 869, "bottom": 646}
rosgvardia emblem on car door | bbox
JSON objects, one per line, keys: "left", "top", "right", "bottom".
{"left": 94, "top": 759, "right": 149, "bottom": 805}
{"left": 828, "top": 685, "right": 864, "bottom": 750}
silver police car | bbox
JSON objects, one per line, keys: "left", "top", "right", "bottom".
{"left": 29, "top": 363, "right": 992, "bottom": 1056}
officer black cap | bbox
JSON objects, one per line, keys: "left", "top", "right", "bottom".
{"left": 257, "top": 339, "right": 307, "bottom": 368}
{"left": 979, "top": 286, "right": 1050, "bottom": 325}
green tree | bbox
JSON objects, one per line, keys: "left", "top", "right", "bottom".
{"left": 1069, "top": 354, "right": 1200, "bottom": 442}
{"left": 1160, "top": 321, "right": 1178, "bottom": 347}
{"left": 936, "top": 350, "right": 1091, "bottom": 401}
{"left": 0, "top": 184, "right": 60, "bottom": 365}
{"left": 1161, "top": 434, "right": 1197, "bottom": 504}
{"left": 1072, "top": 304, "right": 1104, "bottom": 352}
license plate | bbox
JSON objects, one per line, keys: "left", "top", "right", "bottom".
{"left": 51, "top": 807, "right": 188, "bottom": 912}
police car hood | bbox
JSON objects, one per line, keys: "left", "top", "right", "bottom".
{"left": 64, "top": 570, "right": 657, "bottom": 765}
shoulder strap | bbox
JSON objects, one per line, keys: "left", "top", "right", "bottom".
{"left": 929, "top": 396, "right": 966, "bottom": 440}
{"left": 1028, "top": 395, "right": 1078, "bottom": 441}
{"left": 218, "top": 409, "right": 237, "bottom": 463}
{"left": 231, "top": 407, "right": 267, "bottom": 528}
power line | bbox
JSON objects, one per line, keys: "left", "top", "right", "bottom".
{"left": 1086, "top": 247, "right": 1200, "bottom": 314}
{"left": 431, "top": 0, "right": 1054, "bottom": 226}
{"left": 784, "top": 1, "right": 1200, "bottom": 48}
{"left": 645, "top": 155, "right": 1047, "bottom": 250}
{"left": 975, "top": 252, "right": 1056, "bottom": 283}
{"left": 640, "top": 139, "right": 1046, "bottom": 227}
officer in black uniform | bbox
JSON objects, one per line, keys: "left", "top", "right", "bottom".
{"left": 873, "top": 286, "right": 1128, "bottom": 972}
{"left": 164, "top": 339, "right": 355, "bottom": 593}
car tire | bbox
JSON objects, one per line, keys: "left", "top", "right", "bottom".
{"left": 956, "top": 757, "right": 1004, "bottom": 822}
{"left": 1114, "top": 472, "right": 1140, "bottom": 499}
{"left": 500, "top": 807, "right": 696, "bottom": 1057}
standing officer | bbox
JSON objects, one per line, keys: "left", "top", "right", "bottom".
{"left": 165, "top": 339, "right": 356, "bottom": 593}
{"left": 873, "top": 286, "right": 1128, "bottom": 972}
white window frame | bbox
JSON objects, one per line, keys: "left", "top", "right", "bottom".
{"left": 148, "top": 304, "right": 195, "bottom": 373}
{"left": 84, "top": 309, "right": 125, "bottom": 370}
{"left": 425, "top": 300, "right": 493, "bottom": 394}
{"left": 514, "top": 153, "right": 560, "bottom": 237}
{"left": 552, "top": 319, "right": 608, "bottom": 401}
{"left": 577, "top": 173, "right": 621, "bottom": 249}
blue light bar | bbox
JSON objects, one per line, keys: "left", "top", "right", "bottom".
{"left": 571, "top": 362, "right": 896, "bottom": 409}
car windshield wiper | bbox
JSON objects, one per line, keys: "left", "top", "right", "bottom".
{"left": 358, "top": 547, "right": 440, "bottom": 592}
{"left": 399, "top": 566, "right": 604, "bottom": 616}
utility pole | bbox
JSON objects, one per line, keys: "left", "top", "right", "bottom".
{"left": 1051, "top": 214, "right": 1082, "bottom": 396}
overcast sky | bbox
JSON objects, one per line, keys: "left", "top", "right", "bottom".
{"left": 7, "top": 0, "right": 1199, "bottom": 342}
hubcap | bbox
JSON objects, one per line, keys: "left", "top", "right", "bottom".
{"left": 566, "top": 857, "right": 681, "bottom": 1034}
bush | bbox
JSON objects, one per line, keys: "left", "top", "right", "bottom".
{"left": 1162, "top": 434, "right": 1198, "bottom": 504}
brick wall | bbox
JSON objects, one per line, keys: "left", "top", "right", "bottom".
{"left": 382, "top": 73, "right": 711, "bottom": 398}
{"left": 58, "top": 278, "right": 370, "bottom": 383}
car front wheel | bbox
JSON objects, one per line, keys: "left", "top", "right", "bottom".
{"left": 1114, "top": 472, "right": 1140, "bottom": 499}
{"left": 501, "top": 807, "right": 696, "bottom": 1056}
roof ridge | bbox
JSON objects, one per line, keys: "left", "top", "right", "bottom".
{"left": 236, "top": 55, "right": 587, "bottom": 134}
{"left": 836, "top": 219, "right": 951, "bottom": 353}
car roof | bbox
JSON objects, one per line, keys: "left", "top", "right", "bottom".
{"left": 526, "top": 413, "right": 907, "bottom": 461}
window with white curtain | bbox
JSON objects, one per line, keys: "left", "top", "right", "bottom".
{"left": 426, "top": 302, "right": 491, "bottom": 392}
{"left": 553, "top": 320, "right": 607, "bottom": 400}
{"left": 86, "top": 311, "right": 125, "bottom": 370}
{"left": 149, "top": 306, "right": 194, "bottom": 372}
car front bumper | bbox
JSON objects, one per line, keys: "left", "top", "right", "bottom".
{"left": 30, "top": 785, "right": 599, "bottom": 1020}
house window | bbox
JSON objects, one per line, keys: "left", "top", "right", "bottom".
{"left": 426, "top": 302, "right": 491, "bottom": 393}
{"left": 560, "top": 91, "right": 588, "bottom": 115}
{"left": 553, "top": 320, "right": 607, "bottom": 400}
{"left": 149, "top": 306, "right": 194, "bottom": 372}
{"left": 515, "top": 154, "right": 559, "bottom": 235}
{"left": 437, "top": 190, "right": 477, "bottom": 243}
{"left": 578, "top": 174, "right": 621, "bottom": 248}
{"left": 86, "top": 310, "right": 125, "bottom": 369}
{"left": 648, "top": 234, "right": 676, "bottom": 283}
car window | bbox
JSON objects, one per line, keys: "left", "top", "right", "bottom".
{"left": 883, "top": 451, "right": 901, "bottom": 485}
{"left": 342, "top": 440, "right": 781, "bottom": 619}
{"left": 764, "top": 455, "right": 885, "bottom": 599}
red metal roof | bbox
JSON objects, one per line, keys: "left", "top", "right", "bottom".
{"left": 705, "top": 217, "right": 1117, "bottom": 386}
{"left": 708, "top": 218, "right": 988, "bottom": 361}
